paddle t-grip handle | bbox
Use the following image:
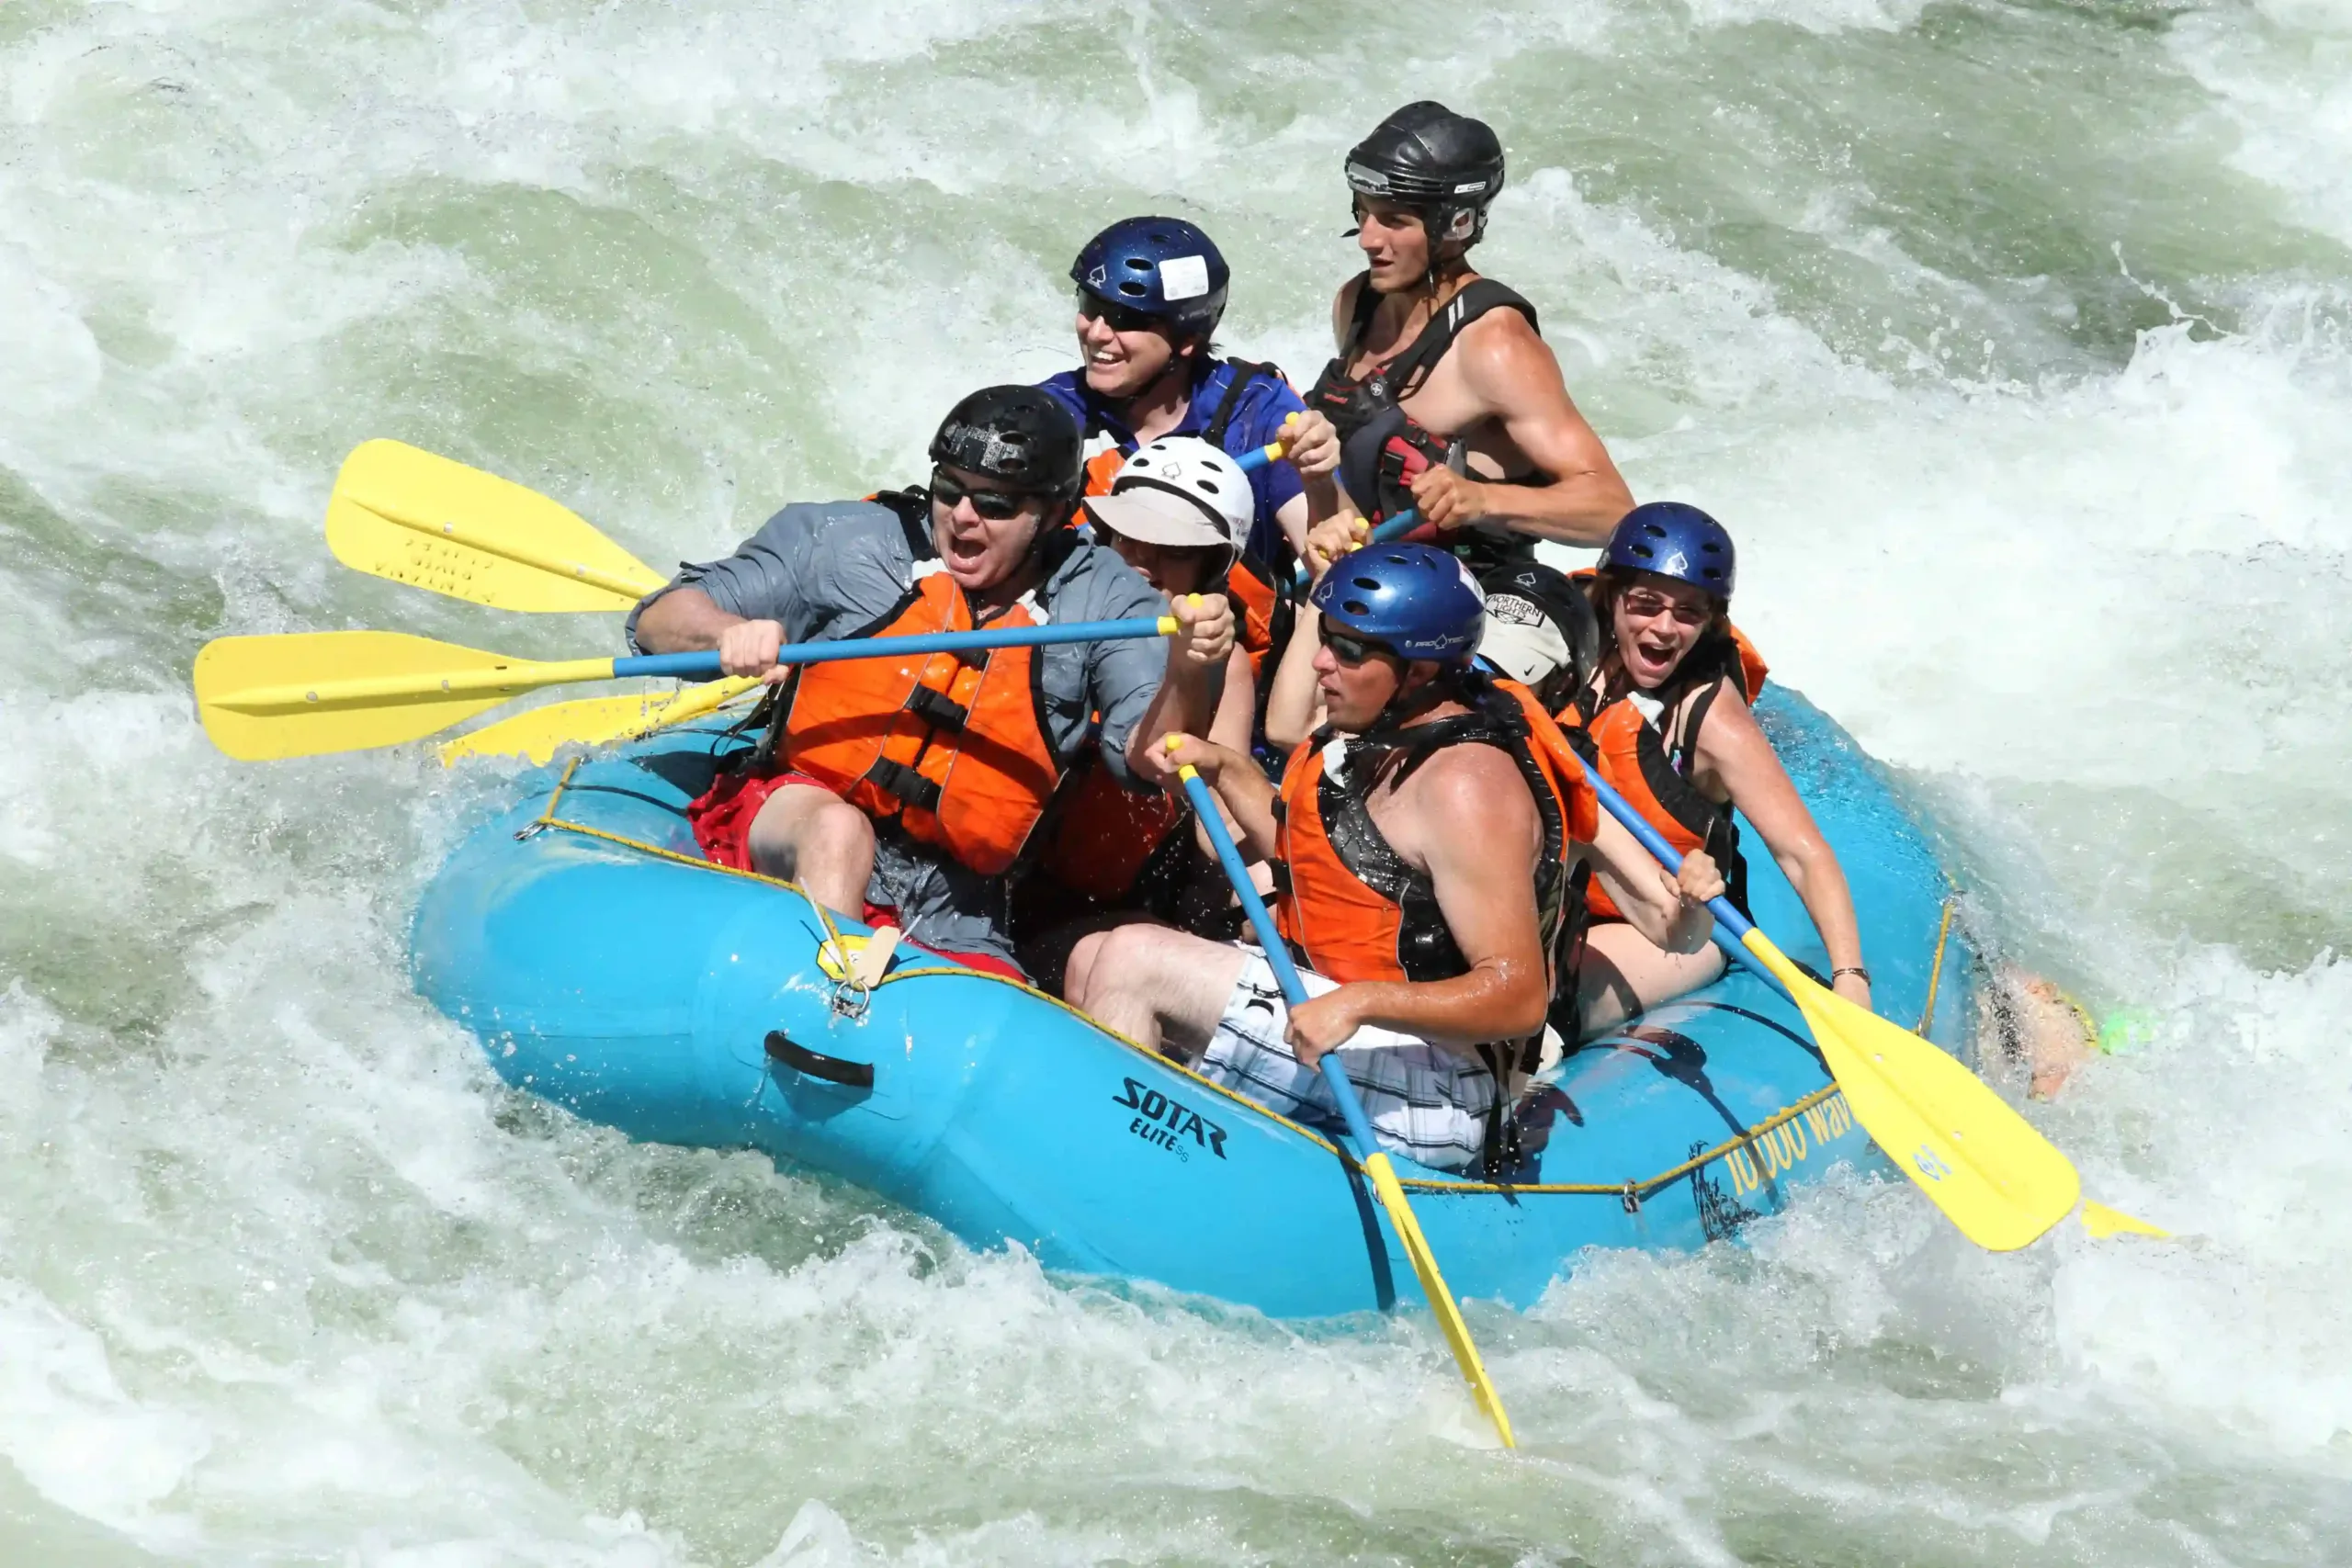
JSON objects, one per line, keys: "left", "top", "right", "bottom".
{"left": 1174, "top": 761, "right": 1387, "bottom": 1160}
{"left": 1284, "top": 511, "right": 1425, "bottom": 592}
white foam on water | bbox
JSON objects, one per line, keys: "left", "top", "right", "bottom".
{"left": 8, "top": 0, "right": 2352, "bottom": 1561}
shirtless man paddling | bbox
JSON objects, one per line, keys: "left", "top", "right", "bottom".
{"left": 1072, "top": 544, "right": 1720, "bottom": 1172}
{"left": 1306, "top": 101, "right": 1636, "bottom": 572}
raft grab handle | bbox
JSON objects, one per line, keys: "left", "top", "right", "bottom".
{"left": 763, "top": 1030, "right": 876, "bottom": 1089}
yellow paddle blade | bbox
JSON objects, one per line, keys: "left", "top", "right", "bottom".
{"left": 1742, "top": 931, "right": 2079, "bottom": 1251}
{"left": 194, "top": 631, "right": 615, "bottom": 761}
{"left": 1363, "top": 1153, "right": 1515, "bottom": 1449}
{"left": 326, "top": 439, "right": 668, "bottom": 612}
{"left": 2081, "top": 1200, "right": 2172, "bottom": 1240}
{"left": 437, "top": 675, "right": 761, "bottom": 765}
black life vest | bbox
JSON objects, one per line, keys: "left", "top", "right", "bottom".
{"left": 1305, "top": 274, "right": 1544, "bottom": 578}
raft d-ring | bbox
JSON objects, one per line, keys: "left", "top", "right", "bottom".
{"left": 1621, "top": 1180, "right": 1642, "bottom": 1214}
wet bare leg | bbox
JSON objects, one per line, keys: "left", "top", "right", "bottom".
{"left": 743, "top": 782, "right": 875, "bottom": 920}
{"left": 1574, "top": 922, "right": 1729, "bottom": 1039}
{"left": 1069, "top": 924, "right": 1250, "bottom": 1055}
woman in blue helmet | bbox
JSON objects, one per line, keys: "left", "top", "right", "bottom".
{"left": 1566, "top": 502, "right": 1871, "bottom": 1036}
{"left": 1069, "top": 544, "right": 1722, "bottom": 1172}
{"left": 1040, "top": 216, "right": 1342, "bottom": 571}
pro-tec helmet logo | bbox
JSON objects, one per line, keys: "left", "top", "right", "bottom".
{"left": 1086, "top": 264, "right": 1107, "bottom": 288}
{"left": 1660, "top": 550, "right": 1690, "bottom": 576}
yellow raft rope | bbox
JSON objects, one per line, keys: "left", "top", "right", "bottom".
{"left": 511, "top": 767, "right": 1930, "bottom": 1206}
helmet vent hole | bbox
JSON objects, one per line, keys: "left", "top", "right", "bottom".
{"left": 1342, "top": 600, "right": 1372, "bottom": 615}
{"left": 1198, "top": 479, "right": 1219, "bottom": 493}
{"left": 1117, "top": 280, "right": 1148, "bottom": 298}
{"left": 1351, "top": 576, "right": 1382, "bottom": 591}
{"left": 1125, "top": 257, "right": 1154, "bottom": 271}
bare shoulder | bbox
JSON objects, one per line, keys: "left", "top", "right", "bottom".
{"left": 1692, "top": 679, "right": 1766, "bottom": 754}
{"left": 1690, "top": 678, "right": 1792, "bottom": 799}
{"left": 1407, "top": 741, "right": 1539, "bottom": 833}
{"left": 1458, "top": 305, "right": 1562, "bottom": 386}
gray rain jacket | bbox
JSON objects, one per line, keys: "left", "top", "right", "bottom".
{"left": 626, "top": 495, "right": 1170, "bottom": 967}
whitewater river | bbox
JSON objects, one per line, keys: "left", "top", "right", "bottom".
{"left": 6, "top": 0, "right": 2350, "bottom": 1562}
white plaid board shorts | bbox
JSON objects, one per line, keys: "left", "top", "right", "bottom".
{"left": 1193, "top": 949, "right": 1498, "bottom": 1171}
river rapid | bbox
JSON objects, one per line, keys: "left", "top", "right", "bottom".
{"left": 5, "top": 0, "right": 2351, "bottom": 1562}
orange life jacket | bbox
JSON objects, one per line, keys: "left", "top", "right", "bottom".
{"left": 1080, "top": 445, "right": 1125, "bottom": 499}
{"left": 1029, "top": 754, "right": 1188, "bottom": 906}
{"left": 779, "top": 564, "right": 1067, "bottom": 878}
{"left": 1272, "top": 677, "right": 1594, "bottom": 987}
{"left": 1566, "top": 636, "right": 1757, "bottom": 921}
{"left": 1227, "top": 553, "right": 1284, "bottom": 684}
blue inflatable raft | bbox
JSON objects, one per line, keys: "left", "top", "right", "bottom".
{"left": 412, "top": 688, "right": 1973, "bottom": 1316}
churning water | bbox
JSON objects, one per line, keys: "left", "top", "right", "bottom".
{"left": 5, "top": 0, "right": 2351, "bottom": 1561}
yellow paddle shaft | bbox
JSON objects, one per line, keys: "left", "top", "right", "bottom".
{"left": 1363, "top": 1151, "right": 1517, "bottom": 1449}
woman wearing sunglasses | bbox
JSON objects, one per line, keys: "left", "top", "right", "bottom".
{"left": 1567, "top": 502, "right": 1870, "bottom": 1033}
{"left": 1018, "top": 437, "right": 1263, "bottom": 988}
{"left": 1042, "top": 219, "right": 1345, "bottom": 728}
{"left": 1041, "top": 217, "right": 1341, "bottom": 565}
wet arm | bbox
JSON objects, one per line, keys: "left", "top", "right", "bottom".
{"left": 1696, "top": 694, "right": 1865, "bottom": 976}
{"left": 625, "top": 505, "right": 823, "bottom": 653}
{"left": 1261, "top": 605, "right": 1327, "bottom": 753}
{"left": 1330, "top": 755, "right": 1551, "bottom": 1051}
{"left": 1457, "top": 313, "right": 1634, "bottom": 547}
{"left": 631, "top": 587, "right": 741, "bottom": 652}
{"left": 1169, "top": 739, "right": 1280, "bottom": 858}
{"left": 1584, "top": 813, "right": 1716, "bottom": 954}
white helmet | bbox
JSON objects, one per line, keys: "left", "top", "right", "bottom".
{"left": 1082, "top": 435, "right": 1252, "bottom": 577}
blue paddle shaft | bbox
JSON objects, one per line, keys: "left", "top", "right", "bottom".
{"left": 1561, "top": 746, "right": 1781, "bottom": 989}
{"left": 610, "top": 615, "right": 1171, "bottom": 683}
{"left": 1176, "top": 768, "right": 1387, "bottom": 1160}
{"left": 1284, "top": 511, "right": 1424, "bottom": 592}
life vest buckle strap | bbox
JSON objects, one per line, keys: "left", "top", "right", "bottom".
{"left": 863, "top": 757, "right": 944, "bottom": 816}
{"left": 901, "top": 682, "right": 971, "bottom": 731}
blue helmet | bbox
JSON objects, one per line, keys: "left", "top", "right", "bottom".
{"left": 1070, "top": 216, "right": 1230, "bottom": 340}
{"left": 1602, "top": 502, "right": 1736, "bottom": 600}
{"left": 1309, "top": 543, "right": 1486, "bottom": 663}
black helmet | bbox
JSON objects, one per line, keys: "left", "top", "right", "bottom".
{"left": 929, "top": 386, "right": 1084, "bottom": 503}
{"left": 1345, "top": 101, "right": 1507, "bottom": 249}
{"left": 1478, "top": 559, "right": 1600, "bottom": 708}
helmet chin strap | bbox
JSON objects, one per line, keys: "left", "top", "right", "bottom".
{"left": 1364, "top": 660, "right": 1459, "bottom": 736}
{"left": 1127, "top": 343, "right": 1197, "bottom": 416}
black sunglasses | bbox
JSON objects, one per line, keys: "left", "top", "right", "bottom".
{"left": 931, "top": 468, "right": 1037, "bottom": 522}
{"left": 1075, "top": 288, "right": 1164, "bottom": 335}
{"left": 1322, "top": 627, "right": 1398, "bottom": 668}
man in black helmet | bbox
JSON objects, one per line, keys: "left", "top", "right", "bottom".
{"left": 627, "top": 386, "right": 1234, "bottom": 978}
{"left": 1306, "top": 101, "right": 1635, "bottom": 572}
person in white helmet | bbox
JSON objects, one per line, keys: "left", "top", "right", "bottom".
{"left": 1016, "top": 437, "right": 1263, "bottom": 989}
